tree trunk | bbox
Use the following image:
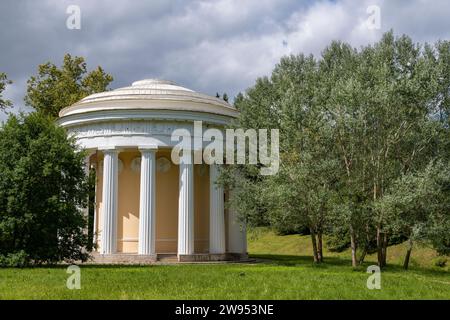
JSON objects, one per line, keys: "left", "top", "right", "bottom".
{"left": 381, "top": 233, "right": 388, "bottom": 267}
{"left": 310, "top": 229, "right": 319, "bottom": 263}
{"left": 317, "top": 231, "right": 323, "bottom": 263}
{"left": 358, "top": 248, "right": 367, "bottom": 265}
{"left": 359, "top": 224, "right": 370, "bottom": 265}
{"left": 376, "top": 226, "right": 383, "bottom": 267}
{"left": 350, "top": 227, "right": 357, "bottom": 268}
{"left": 403, "top": 238, "right": 413, "bottom": 270}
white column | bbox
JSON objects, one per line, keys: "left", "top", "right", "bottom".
{"left": 178, "top": 150, "right": 194, "bottom": 256}
{"left": 100, "top": 148, "right": 119, "bottom": 255}
{"left": 138, "top": 147, "right": 157, "bottom": 255}
{"left": 227, "top": 192, "right": 247, "bottom": 254}
{"left": 209, "top": 164, "right": 225, "bottom": 254}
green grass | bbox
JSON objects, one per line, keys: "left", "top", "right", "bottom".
{"left": 248, "top": 228, "right": 448, "bottom": 270}
{"left": 0, "top": 228, "right": 448, "bottom": 299}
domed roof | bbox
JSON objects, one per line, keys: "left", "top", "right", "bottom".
{"left": 58, "top": 79, "right": 238, "bottom": 119}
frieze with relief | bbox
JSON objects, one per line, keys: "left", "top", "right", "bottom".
{"left": 69, "top": 122, "right": 194, "bottom": 138}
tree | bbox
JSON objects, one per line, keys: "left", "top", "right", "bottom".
{"left": 378, "top": 161, "right": 450, "bottom": 269}
{"left": 222, "top": 55, "right": 339, "bottom": 263}
{"left": 320, "top": 33, "right": 447, "bottom": 267}
{"left": 224, "top": 31, "right": 450, "bottom": 269}
{"left": 0, "top": 113, "right": 90, "bottom": 265}
{"left": 318, "top": 41, "right": 368, "bottom": 267}
{"left": 25, "top": 54, "right": 113, "bottom": 118}
{"left": 222, "top": 93, "right": 229, "bottom": 102}
{"left": 271, "top": 54, "right": 339, "bottom": 262}
{"left": 269, "top": 153, "right": 338, "bottom": 263}
{"left": 0, "top": 73, "right": 12, "bottom": 111}
{"left": 220, "top": 78, "right": 281, "bottom": 232}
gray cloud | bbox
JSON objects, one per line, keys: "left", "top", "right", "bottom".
{"left": 1, "top": 0, "right": 450, "bottom": 122}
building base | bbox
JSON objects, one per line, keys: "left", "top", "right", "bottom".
{"left": 90, "top": 253, "right": 157, "bottom": 265}
{"left": 177, "top": 253, "right": 249, "bottom": 262}
{"left": 89, "top": 252, "right": 249, "bottom": 264}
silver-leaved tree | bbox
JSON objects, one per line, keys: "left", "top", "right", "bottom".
{"left": 221, "top": 31, "right": 450, "bottom": 268}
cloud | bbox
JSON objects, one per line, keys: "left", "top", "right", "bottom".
{"left": 1, "top": 0, "right": 450, "bottom": 122}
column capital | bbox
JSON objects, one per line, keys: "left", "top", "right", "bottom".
{"left": 99, "top": 146, "right": 121, "bottom": 154}
{"left": 138, "top": 145, "right": 158, "bottom": 152}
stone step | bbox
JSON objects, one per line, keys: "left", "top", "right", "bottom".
{"left": 90, "top": 253, "right": 156, "bottom": 265}
{"left": 87, "top": 252, "right": 250, "bottom": 264}
{"left": 157, "top": 254, "right": 178, "bottom": 263}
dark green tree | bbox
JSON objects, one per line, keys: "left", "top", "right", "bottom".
{"left": 0, "top": 113, "right": 90, "bottom": 265}
{"left": 25, "top": 54, "right": 113, "bottom": 118}
{"left": 0, "top": 72, "right": 12, "bottom": 111}
{"left": 222, "top": 93, "right": 229, "bottom": 102}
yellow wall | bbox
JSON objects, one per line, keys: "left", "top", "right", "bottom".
{"left": 155, "top": 150, "right": 179, "bottom": 253}
{"left": 94, "top": 149, "right": 210, "bottom": 254}
{"left": 117, "top": 151, "right": 141, "bottom": 253}
{"left": 194, "top": 164, "right": 210, "bottom": 253}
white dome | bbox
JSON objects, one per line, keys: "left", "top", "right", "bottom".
{"left": 59, "top": 79, "right": 238, "bottom": 119}
{"left": 131, "top": 78, "right": 188, "bottom": 88}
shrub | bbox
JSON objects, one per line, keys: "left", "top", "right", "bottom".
{"left": 433, "top": 256, "right": 447, "bottom": 267}
{"left": 0, "top": 251, "right": 29, "bottom": 267}
{"left": 0, "top": 113, "right": 91, "bottom": 264}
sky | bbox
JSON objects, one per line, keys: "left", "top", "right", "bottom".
{"left": 1, "top": 0, "right": 450, "bottom": 121}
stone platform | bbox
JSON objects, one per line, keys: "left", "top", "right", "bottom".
{"left": 88, "top": 253, "right": 250, "bottom": 265}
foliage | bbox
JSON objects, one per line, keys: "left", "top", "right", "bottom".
{"left": 273, "top": 223, "right": 309, "bottom": 236}
{"left": 223, "top": 31, "right": 450, "bottom": 268}
{"left": 25, "top": 54, "right": 113, "bottom": 118}
{"left": 0, "top": 113, "right": 90, "bottom": 264}
{"left": 222, "top": 93, "right": 229, "bottom": 102}
{"left": 0, "top": 72, "right": 12, "bottom": 111}
{"left": 377, "top": 160, "right": 450, "bottom": 268}
{"left": 433, "top": 256, "right": 447, "bottom": 267}
{"left": 0, "top": 250, "right": 28, "bottom": 267}
{"left": 379, "top": 161, "right": 450, "bottom": 245}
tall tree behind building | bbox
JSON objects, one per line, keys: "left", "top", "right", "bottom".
{"left": 25, "top": 54, "right": 113, "bottom": 118}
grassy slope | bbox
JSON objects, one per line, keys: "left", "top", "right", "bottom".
{"left": 0, "top": 228, "right": 448, "bottom": 300}
{"left": 248, "top": 228, "right": 447, "bottom": 270}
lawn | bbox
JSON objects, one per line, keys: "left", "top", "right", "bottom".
{"left": 0, "top": 229, "right": 448, "bottom": 300}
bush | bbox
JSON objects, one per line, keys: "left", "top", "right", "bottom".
{"left": 0, "top": 113, "right": 91, "bottom": 264}
{"left": 0, "top": 251, "right": 29, "bottom": 267}
{"left": 274, "top": 224, "right": 309, "bottom": 236}
{"left": 433, "top": 256, "right": 447, "bottom": 267}
{"left": 326, "top": 229, "right": 350, "bottom": 252}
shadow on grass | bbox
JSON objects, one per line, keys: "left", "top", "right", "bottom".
{"left": 250, "top": 254, "right": 350, "bottom": 268}
{"left": 250, "top": 253, "right": 450, "bottom": 278}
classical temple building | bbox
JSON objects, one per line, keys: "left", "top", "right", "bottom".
{"left": 58, "top": 79, "right": 247, "bottom": 263}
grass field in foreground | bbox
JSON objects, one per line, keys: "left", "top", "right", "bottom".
{"left": 0, "top": 229, "right": 448, "bottom": 299}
